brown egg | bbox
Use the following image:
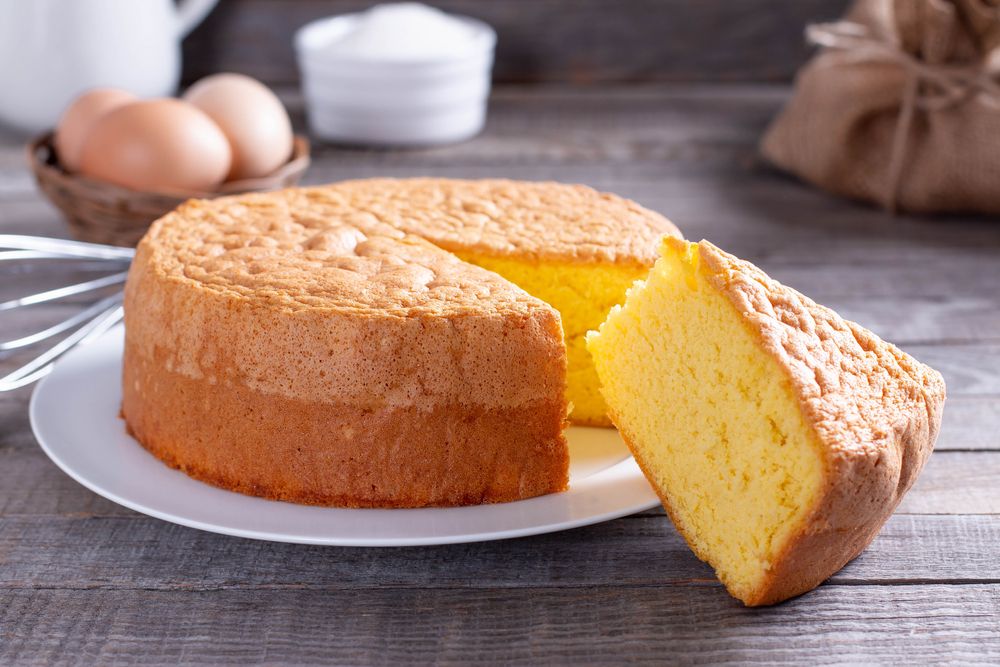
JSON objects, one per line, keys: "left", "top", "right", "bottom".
{"left": 54, "top": 88, "right": 136, "bottom": 172}
{"left": 184, "top": 73, "right": 293, "bottom": 181}
{"left": 78, "top": 99, "right": 232, "bottom": 193}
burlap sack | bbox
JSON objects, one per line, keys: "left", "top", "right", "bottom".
{"left": 761, "top": 0, "right": 1000, "bottom": 214}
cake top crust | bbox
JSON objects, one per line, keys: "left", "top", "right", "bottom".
{"left": 316, "top": 178, "right": 681, "bottom": 264}
{"left": 144, "top": 186, "right": 540, "bottom": 317}
{"left": 142, "top": 178, "right": 678, "bottom": 316}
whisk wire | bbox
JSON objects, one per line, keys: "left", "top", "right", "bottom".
{"left": 0, "top": 235, "right": 135, "bottom": 260}
{"left": 1, "top": 293, "right": 125, "bottom": 351}
{"left": 0, "top": 235, "right": 133, "bottom": 391}
{"left": 0, "top": 271, "right": 128, "bottom": 312}
{"left": 0, "top": 299, "right": 124, "bottom": 391}
{"left": 0, "top": 250, "right": 69, "bottom": 263}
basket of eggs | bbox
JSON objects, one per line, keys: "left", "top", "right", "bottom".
{"left": 29, "top": 74, "right": 310, "bottom": 247}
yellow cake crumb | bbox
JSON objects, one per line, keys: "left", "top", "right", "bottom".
{"left": 587, "top": 238, "right": 824, "bottom": 600}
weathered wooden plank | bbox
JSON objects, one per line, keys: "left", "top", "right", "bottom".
{"left": 181, "top": 0, "right": 850, "bottom": 85}
{"left": 941, "top": 397, "right": 1000, "bottom": 450}
{"left": 835, "top": 514, "right": 1000, "bottom": 584}
{"left": 2, "top": 585, "right": 998, "bottom": 665}
{"left": 0, "top": 447, "right": 131, "bottom": 518}
{"left": 804, "top": 297, "right": 1000, "bottom": 346}
{"left": 900, "top": 344, "right": 1000, "bottom": 397}
{"left": 0, "top": 514, "right": 997, "bottom": 592}
{"left": 896, "top": 451, "right": 1000, "bottom": 515}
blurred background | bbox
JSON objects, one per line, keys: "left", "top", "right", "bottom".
{"left": 179, "top": 0, "right": 848, "bottom": 85}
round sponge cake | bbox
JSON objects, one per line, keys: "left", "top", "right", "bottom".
{"left": 122, "top": 179, "right": 678, "bottom": 507}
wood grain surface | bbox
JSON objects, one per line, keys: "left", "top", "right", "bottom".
{"left": 0, "top": 85, "right": 998, "bottom": 664}
{"left": 5, "top": 586, "right": 998, "bottom": 665}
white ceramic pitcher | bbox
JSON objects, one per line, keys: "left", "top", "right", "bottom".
{"left": 0, "top": 0, "right": 218, "bottom": 133}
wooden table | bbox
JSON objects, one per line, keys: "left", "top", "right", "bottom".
{"left": 1, "top": 86, "right": 998, "bottom": 664}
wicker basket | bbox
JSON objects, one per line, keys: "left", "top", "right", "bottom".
{"left": 28, "top": 132, "right": 311, "bottom": 247}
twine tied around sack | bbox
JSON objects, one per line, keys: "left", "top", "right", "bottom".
{"left": 807, "top": 20, "right": 1000, "bottom": 213}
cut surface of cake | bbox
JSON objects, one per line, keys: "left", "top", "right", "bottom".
{"left": 122, "top": 179, "right": 678, "bottom": 507}
{"left": 586, "top": 238, "right": 945, "bottom": 605}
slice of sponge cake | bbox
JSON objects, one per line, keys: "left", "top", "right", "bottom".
{"left": 587, "top": 238, "right": 945, "bottom": 606}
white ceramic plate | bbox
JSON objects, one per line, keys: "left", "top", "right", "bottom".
{"left": 30, "top": 327, "right": 659, "bottom": 546}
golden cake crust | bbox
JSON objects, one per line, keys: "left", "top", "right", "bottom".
{"left": 123, "top": 182, "right": 584, "bottom": 508}
{"left": 656, "top": 238, "right": 946, "bottom": 605}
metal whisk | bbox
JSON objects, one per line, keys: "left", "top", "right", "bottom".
{"left": 0, "top": 235, "right": 134, "bottom": 391}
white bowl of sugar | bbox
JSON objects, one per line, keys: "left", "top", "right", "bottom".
{"left": 295, "top": 3, "right": 496, "bottom": 146}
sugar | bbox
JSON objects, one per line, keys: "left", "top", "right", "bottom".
{"left": 324, "top": 3, "right": 479, "bottom": 61}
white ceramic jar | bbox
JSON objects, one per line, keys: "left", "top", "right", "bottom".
{"left": 295, "top": 4, "right": 496, "bottom": 146}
